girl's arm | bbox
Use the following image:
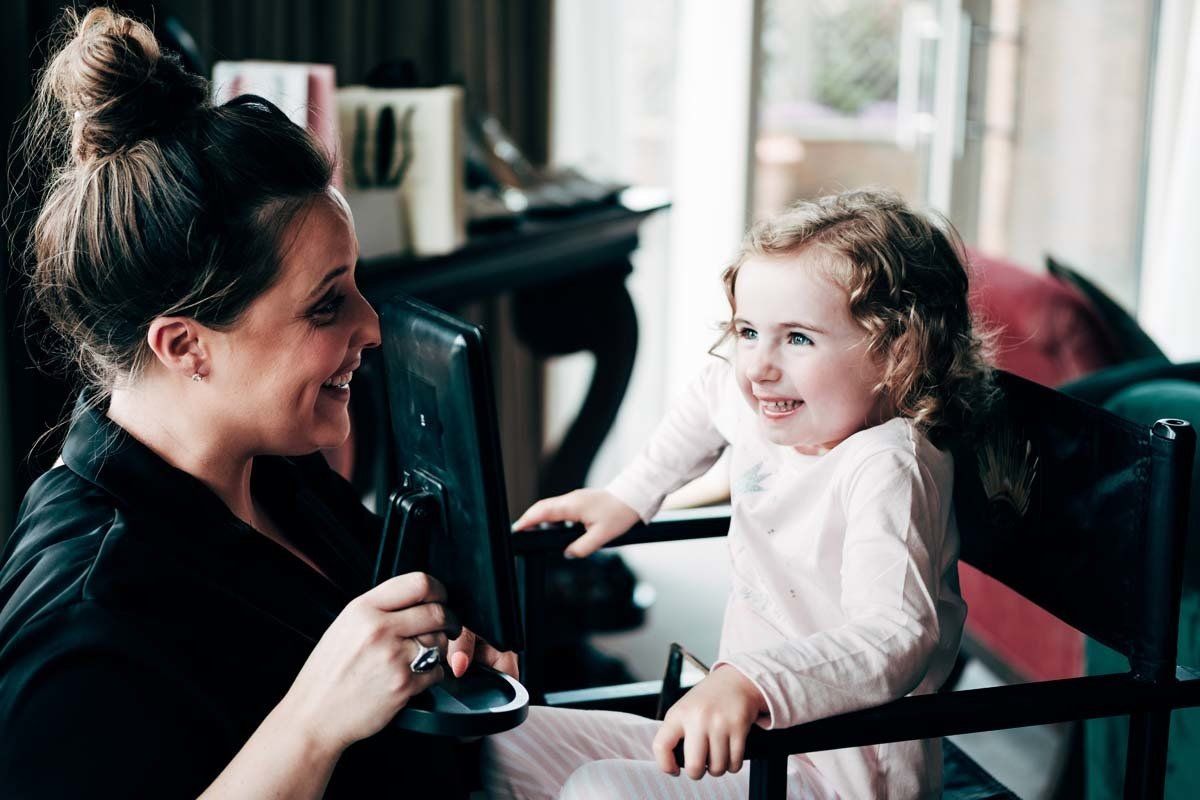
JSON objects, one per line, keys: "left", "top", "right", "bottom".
{"left": 603, "top": 360, "right": 734, "bottom": 521}
{"left": 716, "top": 447, "right": 957, "bottom": 730}
{"left": 515, "top": 361, "right": 734, "bottom": 556}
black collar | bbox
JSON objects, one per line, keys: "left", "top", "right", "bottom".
{"left": 60, "top": 396, "right": 373, "bottom": 601}
{"left": 63, "top": 397, "right": 248, "bottom": 532}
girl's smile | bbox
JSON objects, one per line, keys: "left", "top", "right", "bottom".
{"left": 757, "top": 396, "right": 805, "bottom": 418}
{"left": 732, "top": 254, "right": 886, "bottom": 454}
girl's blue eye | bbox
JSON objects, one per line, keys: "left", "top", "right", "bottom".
{"left": 788, "top": 331, "right": 813, "bottom": 346}
{"left": 737, "top": 327, "right": 758, "bottom": 341}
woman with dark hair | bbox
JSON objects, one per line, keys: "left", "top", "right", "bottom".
{"left": 0, "top": 9, "right": 514, "bottom": 798}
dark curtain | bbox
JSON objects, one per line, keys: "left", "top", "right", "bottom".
{"left": 163, "top": 0, "right": 551, "bottom": 164}
{"left": 0, "top": 0, "right": 552, "bottom": 540}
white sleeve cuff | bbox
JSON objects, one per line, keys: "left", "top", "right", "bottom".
{"left": 605, "top": 472, "right": 665, "bottom": 523}
{"left": 712, "top": 656, "right": 787, "bottom": 730}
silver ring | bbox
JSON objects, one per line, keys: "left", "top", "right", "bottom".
{"left": 409, "top": 641, "right": 441, "bottom": 674}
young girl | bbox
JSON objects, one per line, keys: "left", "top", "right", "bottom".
{"left": 485, "top": 188, "right": 994, "bottom": 799}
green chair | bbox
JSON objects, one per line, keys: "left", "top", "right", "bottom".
{"left": 1084, "top": 378, "right": 1200, "bottom": 800}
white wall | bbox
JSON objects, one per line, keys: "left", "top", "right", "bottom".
{"left": 1005, "top": 0, "right": 1153, "bottom": 307}
{"left": 547, "top": 0, "right": 756, "bottom": 490}
{"left": 1139, "top": 0, "right": 1200, "bottom": 359}
{"left": 547, "top": 0, "right": 755, "bottom": 678}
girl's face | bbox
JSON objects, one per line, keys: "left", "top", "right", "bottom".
{"left": 206, "top": 189, "right": 381, "bottom": 456}
{"left": 732, "top": 254, "right": 887, "bottom": 455}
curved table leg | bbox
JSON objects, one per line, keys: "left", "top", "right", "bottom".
{"left": 512, "top": 265, "right": 638, "bottom": 496}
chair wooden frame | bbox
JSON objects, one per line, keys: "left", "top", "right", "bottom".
{"left": 513, "top": 372, "right": 1198, "bottom": 799}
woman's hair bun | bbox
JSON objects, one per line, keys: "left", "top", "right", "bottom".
{"left": 46, "top": 7, "right": 208, "bottom": 162}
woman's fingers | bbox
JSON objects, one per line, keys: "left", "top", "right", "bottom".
{"left": 364, "top": 572, "right": 447, "bottom": 612}
{"left": 390, "top": 600, "right": 459, "bottom": 639}
{"left": 446, "top": 627, "right": 476, "bottom": 677}
{"left": 412, "top": 631, "right": 450, "bottom": 656}
{"left": 490, "top": 649, "right": 521, "bottom": 680}
{"left": 445, "top": 627, "right": 520, "bottom": 679}
{"left": 474, "top": 638, "right": 520, "bottom": 679}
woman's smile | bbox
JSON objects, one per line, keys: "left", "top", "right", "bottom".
{"left": 319, "top": 382, "right": 351, "bottom": 401}
{"left": 318, "top": 357, "right": 361, "bottom": 403}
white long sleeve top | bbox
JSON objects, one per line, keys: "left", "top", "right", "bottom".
{"left": 606, "top": 360, "right": 966, "bottom": 800}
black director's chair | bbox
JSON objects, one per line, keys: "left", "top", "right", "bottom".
{"left": 514, "top": 371, "right": 1198, "bottom": 799}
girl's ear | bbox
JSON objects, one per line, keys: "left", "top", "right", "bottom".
{"left": 145, "top": 317, "right": 210, "bottom": 380}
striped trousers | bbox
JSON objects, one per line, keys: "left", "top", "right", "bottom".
{"left": 482, "top": 706, "right": 840, "bottom": 800}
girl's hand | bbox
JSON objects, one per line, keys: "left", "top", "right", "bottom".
{"left": 513, "top": 489, "right": 641, "bottom": 558}
{"left": 446, "top": 626, "right": 520, "bottom": 679}
{"left": 279, "top": 573, "right": 460, "bottom": 755}
{"left": 652, "top": 666, "right": 768, "bottom": 780}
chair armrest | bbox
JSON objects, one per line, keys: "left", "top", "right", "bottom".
{"left": 544, "top": 680, "right": 664, "bottom": 716}
{"left": 511, "top": 505, "right": 731, "bottom": 555}
{"left": 743, "top": 671, "right": 1200, "bottom": 759}
{"left": 514, "top": 505, "right": 730, "bottom": 701}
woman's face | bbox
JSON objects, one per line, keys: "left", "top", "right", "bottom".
{"left": 206, "top": 190, "right": 380, "bottom": 456}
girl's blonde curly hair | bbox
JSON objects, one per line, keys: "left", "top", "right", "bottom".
{"left": 719, "top": 188, "right": 996, "bottom": 443}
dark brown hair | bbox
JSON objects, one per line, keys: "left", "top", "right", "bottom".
{"left": 719, "top": 188, "right": 995, "bottom": 441}
{"left": 8, "top": 7, "right": 333, "bottom": 404}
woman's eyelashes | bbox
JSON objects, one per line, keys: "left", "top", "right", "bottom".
{"left": 308, "top": 291, "right": 346, "bottom": 326}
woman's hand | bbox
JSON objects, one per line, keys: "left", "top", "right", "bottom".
{"left": 446, "top": 627, "right": 520, "bottom": 679}
{"left": 513, "top": 489, "right": 641, "bottom": 558}
{"left": 279, "top": 572, "right": 459, "bottom": 755}
{"left": 652, "top": 666, "right": 768, "bottom": 780}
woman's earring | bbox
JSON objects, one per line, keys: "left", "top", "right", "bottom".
{"left": 192, "top": 372, "right": 203, "bottom": 382}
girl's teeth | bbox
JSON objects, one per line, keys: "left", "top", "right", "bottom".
{"left": 764, "top": 400, "right": 801, "bottom": 411}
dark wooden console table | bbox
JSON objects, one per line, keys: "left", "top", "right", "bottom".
{"left": 359, "top": 200, "right": 666, "bottom": 305}
{"left": 353, "top": 198, "right": 669, "bottom": 509}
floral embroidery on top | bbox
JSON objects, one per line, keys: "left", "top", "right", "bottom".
{"left": 977, "top": 425, "right": 1038, "bottom": 529}
{"left": 735, "top": 461, "right": 771, "bottom": 494}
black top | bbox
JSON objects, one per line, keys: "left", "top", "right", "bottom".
{"left": 0, "top": 401, "right": 465, "bottom": 799}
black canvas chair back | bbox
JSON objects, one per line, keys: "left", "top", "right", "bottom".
{"left": 949, "top": 371, "right": 1196, "bottom": 799}
{"left": 952, "top": 371, "right": 1194, "bottom": 683}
